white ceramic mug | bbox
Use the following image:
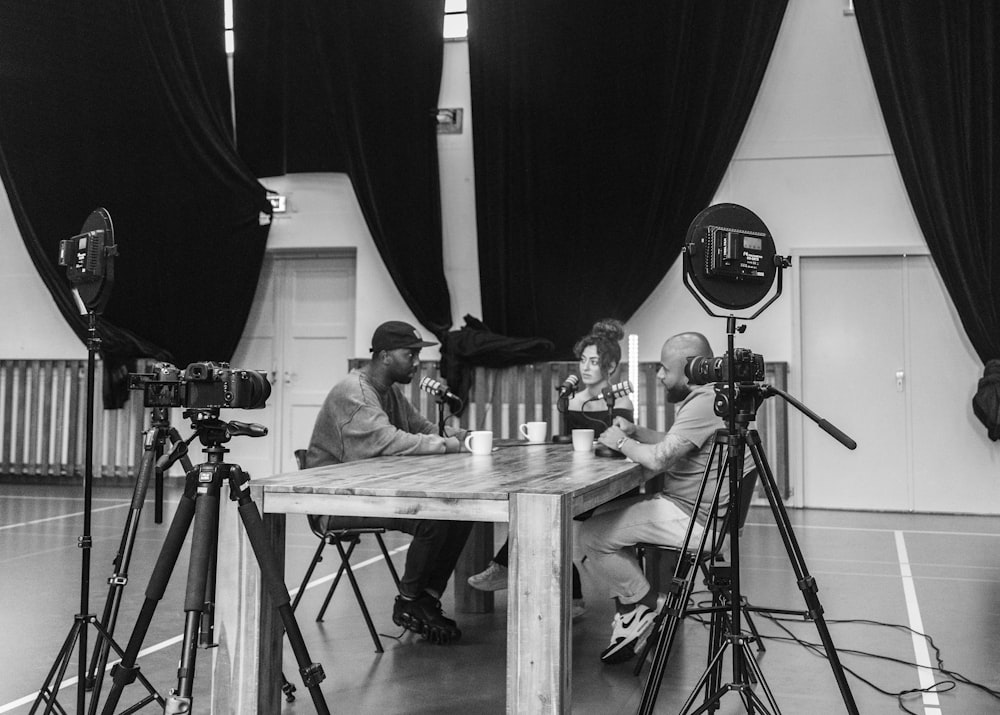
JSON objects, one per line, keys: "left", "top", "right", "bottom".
{"left": 519, "top": 421, "right": 548, "bottom": 443}
{"left": 464, "top": 430, "right": 494, "bottom": 455}
{"left": 572, "top": 428, "right": 595, "bottom": 452}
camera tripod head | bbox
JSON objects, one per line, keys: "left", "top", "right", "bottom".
{"left": 182, "top": 408, "right": 268, "bottom": 452}
{"left": 712, "top": 381, "right": 768, "bottom": 425}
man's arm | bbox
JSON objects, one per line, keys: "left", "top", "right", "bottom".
{"left": 597, "top": 417, "right": 695, "bottom": 472}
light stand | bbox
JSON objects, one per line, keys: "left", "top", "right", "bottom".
{"left": 635, "top": 204, "right": 859, "bottom": 715}
{"left": 33, "top": 209, "right": 120, "bottom": 714}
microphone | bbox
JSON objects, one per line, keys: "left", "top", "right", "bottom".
{"left": 555, "top": 374, "right": 579, "bottom": 399}
{"left": 419, "top": 376, "right": 460, "bottom": 403}
{"left": 601, "top": 380, "right": 633, "bottom": 407}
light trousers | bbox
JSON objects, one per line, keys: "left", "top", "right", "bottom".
{"left": 579, "top": 493, "right": 703, "bottom": 605}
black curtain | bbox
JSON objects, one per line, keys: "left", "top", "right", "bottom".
{"left": 233, "top": 0, "right": 348, "bottom": 176}
{"left": 468, "top": 1, "right": 788, "bottom": 356}
{"left": 0, "top": 1, "right": 272, "bottom": 385}
{"left": 234, "top": 0, "right": 454, "bottom": 339}
{"left": 855, "top": 1, "right": 1000, "bottom": 364}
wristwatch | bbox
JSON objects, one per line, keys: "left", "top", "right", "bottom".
{"left": 615, "top": 436, "right": 632, "bottom": 451}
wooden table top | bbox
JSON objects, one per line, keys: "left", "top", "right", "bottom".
{"left": 251, "top": 441, "right": 649, "bottom": 505}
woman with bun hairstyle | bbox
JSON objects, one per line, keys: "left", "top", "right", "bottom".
{"left": 467, "top": 320, "right": 634, "bottom": 619}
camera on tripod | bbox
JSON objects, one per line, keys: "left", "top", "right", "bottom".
{"left": 129, "top": 361, "right": 271, "bottom": 409}
{"left": 685, "top": 348, "right": 765, "bottom": 386}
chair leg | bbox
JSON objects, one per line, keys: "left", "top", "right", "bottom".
{"left": 331, "top": 538, "right": 384, "bottom": 653}
{"left": 291, "top": 538, "right": 327, "bottom": 612}
{"left": 374, "top": 532, "right": 401, "bottom": 588}
{"left": 317, "top": 538, "right": 357, "bottom": 621}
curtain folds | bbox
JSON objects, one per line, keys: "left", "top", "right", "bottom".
{"left": 0, "top": 0, "right": 271, "bottom": 391}
{"left": 467, "top": 0, "right": 789, "bottom": 356}
{"left": 234, "top": 0, "right": 454, "bottom": 339}
{"left": 855, "top": 1, "right": 1000, "bottom": 363}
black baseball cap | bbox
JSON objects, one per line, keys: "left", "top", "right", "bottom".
{"left": 370, "top": 321, "right": 437, "bottom": 353}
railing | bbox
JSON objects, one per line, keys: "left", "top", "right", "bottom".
{"left": 350, "top": 360, "right": 790, "bottom": 497}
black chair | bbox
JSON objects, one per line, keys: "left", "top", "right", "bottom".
{"left": 633, "top": 467, "right": 763, "bottom": 673}
{"left": 290, "top": 449, "right": 401, "bottom": 652}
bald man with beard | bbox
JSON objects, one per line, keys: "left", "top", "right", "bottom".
{"left": 580, "top": 332, "right": 732, "bottom": 665}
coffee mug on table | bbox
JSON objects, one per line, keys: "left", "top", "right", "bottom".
{"left": 519, "top": 421, "right": 548, "bottom": 443}
{"left": 572, "top": 428, "right": 595, "bottom": 452}
{"left": 464, "top": 430, "right": 494, "bottom": 455}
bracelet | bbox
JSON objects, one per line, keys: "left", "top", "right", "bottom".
{"left": 615, "top": 436, "right": 632, "bottom": 451}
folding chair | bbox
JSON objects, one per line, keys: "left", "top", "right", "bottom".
{"left": 633, "top": 467, "right": 763, "bottom": 673}
{"left": 290, "top": 449, "right": 401, "bottom": 652}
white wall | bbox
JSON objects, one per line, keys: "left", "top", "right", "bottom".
{"left": 0, "top": 181, "right": 87, "bottom": 359}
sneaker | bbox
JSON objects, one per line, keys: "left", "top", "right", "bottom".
{"left": 392, "top": 593, "right": 462, "bottom": 644}
{"left": 467, "top": 561, "right": 508, "bottom": 591}
{"left": 633, "top": 593, "right": 667, "bottom": 658}
{"left": 600, "top": 605, "right": 656, "bottom": 664}
{"left": 572, "top": 598, "right": 587, "bottom": 621}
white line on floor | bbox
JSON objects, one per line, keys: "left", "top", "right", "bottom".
{"left": 0, "top": 502, "right": 131, "bottom": 531}
{"left": 0, "top": 543, "right": 409, "bottom": 713}
{"left": 747, "top": 521, "right": 1000, "bottom": 538}
{"left": 895, "top": 530, "right": 942, "bottom": 715}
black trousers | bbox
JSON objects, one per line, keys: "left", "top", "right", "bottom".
{"left": 319, "top": 515, "right": 473, "bottom": 599}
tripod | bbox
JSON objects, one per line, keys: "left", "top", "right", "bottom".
{"left": 636, "top": 352, "right": 859, "bottom": 714}
{"left": 82, "top": 407, "right": 195, "bottom": 712}
{"left": 99, "top": 410, "right": 330, "bottom": 715}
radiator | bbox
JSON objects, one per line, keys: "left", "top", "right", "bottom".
{"left": 0, "top": 359, "right": 146, "bottom": 478}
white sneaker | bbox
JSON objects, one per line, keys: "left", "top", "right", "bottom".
{"left": 633, "top": 593, "right": 667, "bottom": 658}
{"left": 467, "top": 561, "right": 508, "bottom": 591}
{"left": 600, "top": 604, "right": 656, "bottom": 664}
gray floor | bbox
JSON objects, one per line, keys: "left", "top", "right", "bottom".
{"left": 1, "top": 480, "right": 999, "bottom": 714}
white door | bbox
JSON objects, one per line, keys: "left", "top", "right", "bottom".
{"left": 279, "top": 256, "right": 356, "bottom": 474}
{"left": 798, "top": 253, "right": 1000, "bottom": 513}
{"left": 230, "top": 251, "right": 356, "bottom": 478}
{"left": 799, "top": 255, "right": 910, "bottom": 510}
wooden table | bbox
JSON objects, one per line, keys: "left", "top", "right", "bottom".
{"left": 227, "top": 442, "right": 651, "bottom": 714}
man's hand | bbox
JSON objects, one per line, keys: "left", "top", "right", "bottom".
{"left": 444, "top": 436, "right": 463, "bottom": 453}
{"left": 598, "top": 424, "right": 628, "bottom": 450}
{"left": 612, "top": 416, "right": 636, "bottom": 436}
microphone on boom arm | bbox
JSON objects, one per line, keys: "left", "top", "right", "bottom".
{"left": 419, "top": 376, "right": 461, "bottom": 404}
{"left": 556, "top": 374, "right": 579, "bottom": 399}
{"left": 601, "top": 380, "right": 633, "bottom": 410}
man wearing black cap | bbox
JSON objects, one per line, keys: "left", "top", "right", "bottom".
{"left": 305, "top": 320, "right": 471, "bottom": 644}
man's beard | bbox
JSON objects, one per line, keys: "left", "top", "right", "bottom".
{"left": 665, "top": 383, "right": 691, "bottom": 404}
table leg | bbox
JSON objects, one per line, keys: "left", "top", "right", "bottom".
{"left": 227, "top": 493, "right": 284, "bottom": 715}
{"left": 455, "top": 521, "right": 494, "bottom": 613}
{"left": 508, "top": 492, "right": 571, "bottom": 714}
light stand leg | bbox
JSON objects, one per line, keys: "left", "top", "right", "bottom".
{"left": 30, "top": 311, "right": 100, "bottom": 714}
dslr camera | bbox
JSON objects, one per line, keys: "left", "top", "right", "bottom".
{"left": 129, "top": 361, "right": 271, "bottom": 410}
{"left": 685, "top": 348, "right": 765, "bottom": 386}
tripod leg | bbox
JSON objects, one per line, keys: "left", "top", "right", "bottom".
{"left": 747, "top": 435, "right": 859, "bottom": 715}
{"left": 100, "top": 489, "right": 197, "bottom": 715}
{"left": 169, "top": 485, "right": 221, "bottom": 708}
{"left": 231, "top": 474, "right": 330, "bottom": 715}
